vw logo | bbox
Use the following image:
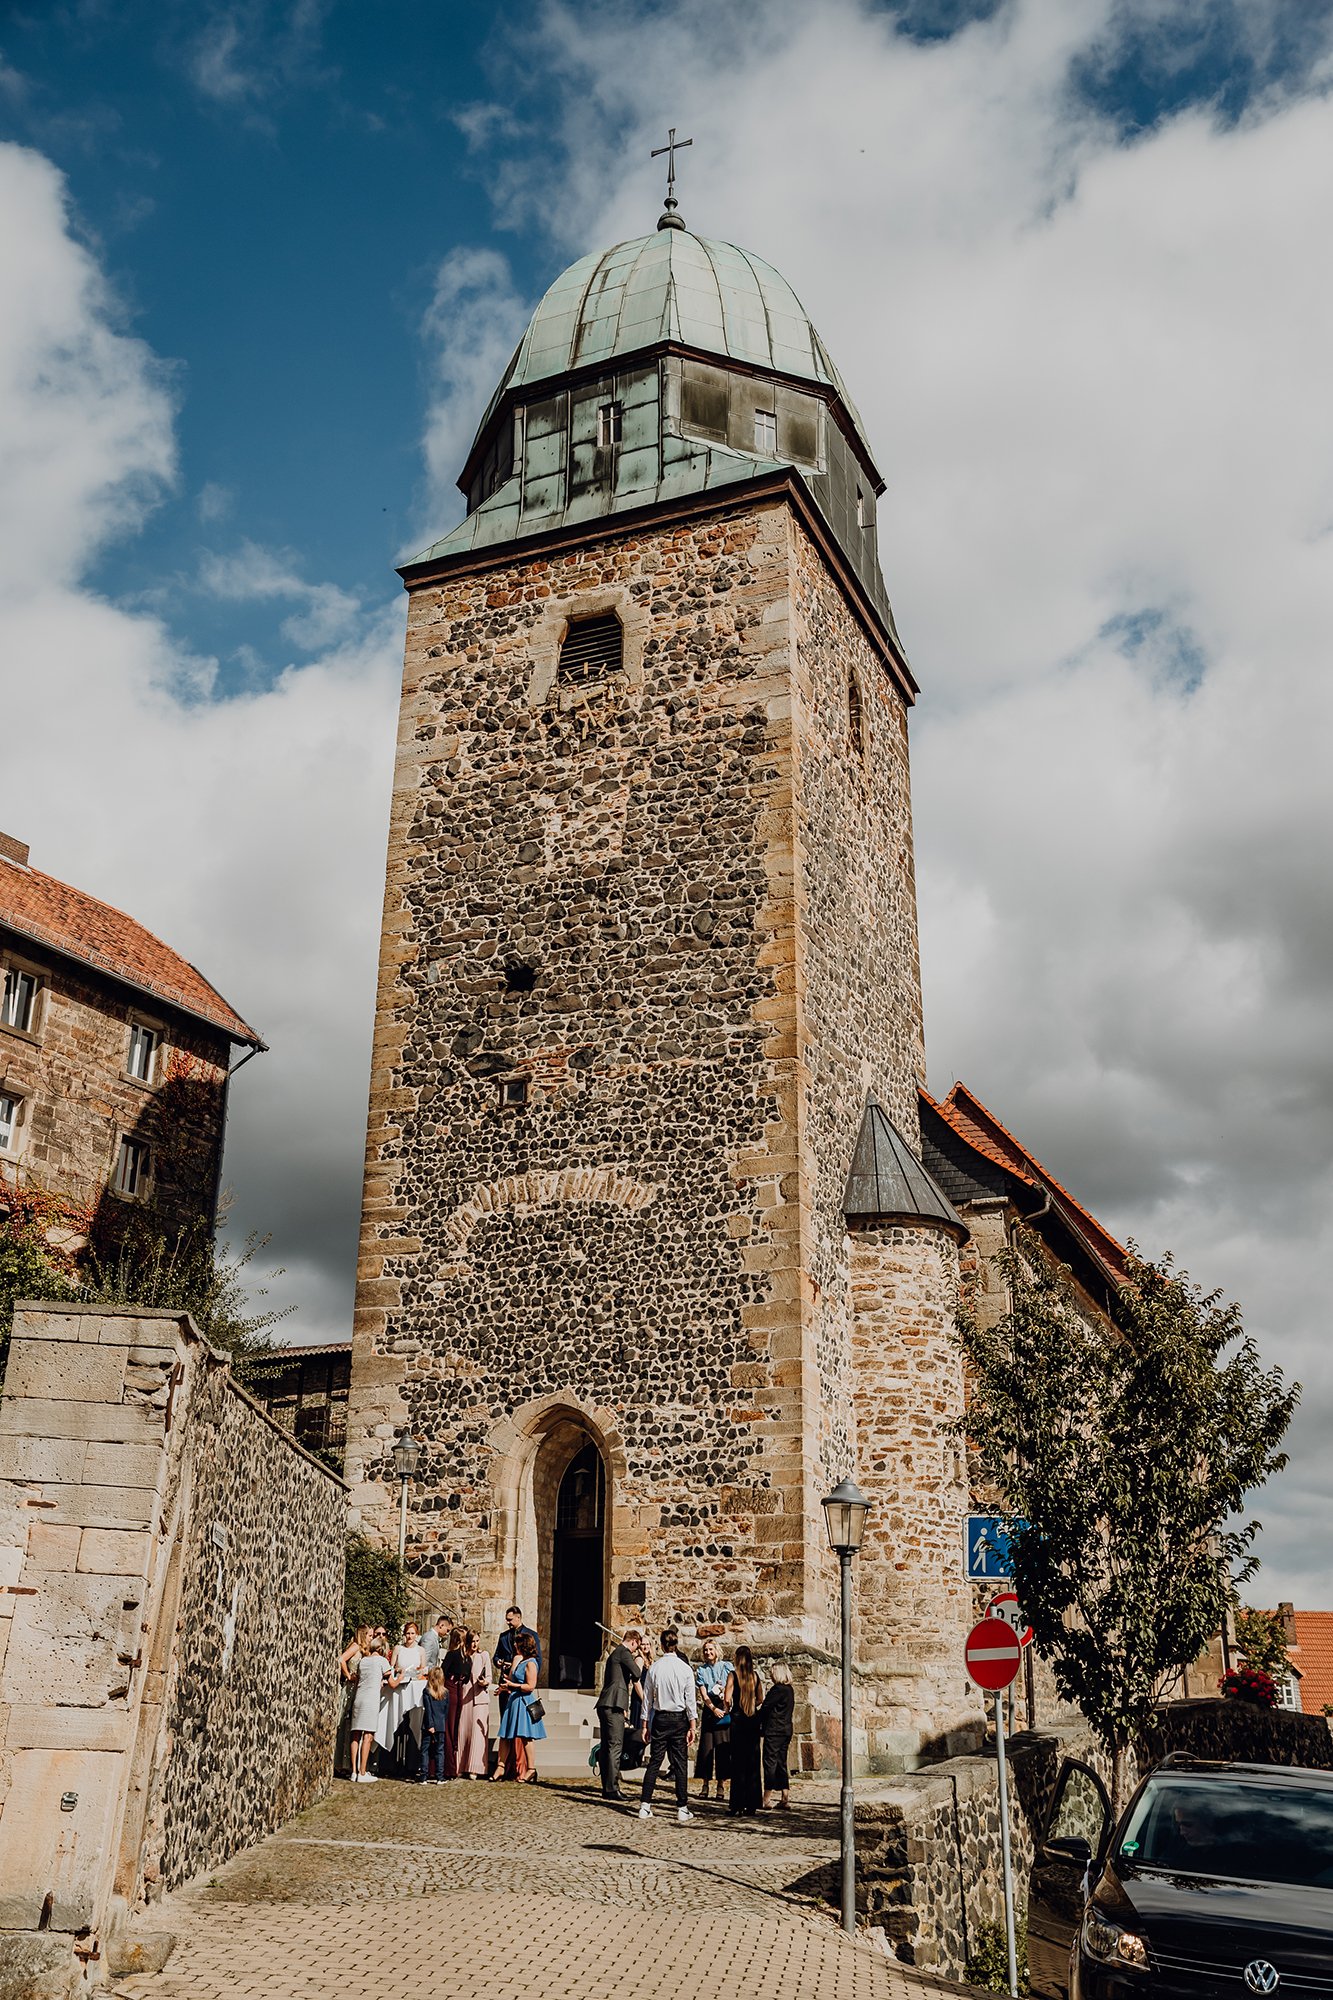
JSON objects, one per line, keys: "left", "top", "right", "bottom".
{"left": 1244, "top": 1964, "right": 1280, "bottom": 1995}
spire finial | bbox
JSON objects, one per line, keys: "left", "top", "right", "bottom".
{"left": 651, "top": 125, "right": 693, "bottom": 231}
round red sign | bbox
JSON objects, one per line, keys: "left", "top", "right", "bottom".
{"left": 965, "top": 1617, "right": 1022, "bottom": 1692}
{"left": 987, "top": 1590, "right": 1034, "bottom": 1650}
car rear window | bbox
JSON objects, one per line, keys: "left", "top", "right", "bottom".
{"left": 1119, "top": 1777, "right": 1333, "bottom": 1888}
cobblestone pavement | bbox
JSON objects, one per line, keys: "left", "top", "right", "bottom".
{"left": 112, "top": 1779, "right": 974, "bottom": 2000}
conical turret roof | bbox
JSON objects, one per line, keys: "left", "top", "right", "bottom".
{"left": 843, "top": 1096, "right": 967, "bottom": 1240}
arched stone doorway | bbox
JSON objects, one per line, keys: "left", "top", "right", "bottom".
{"left": 549, "top": 1442, "right": 605, "bottom": 1688}
{"left": 492, "top": 1396, "right": 622, "bottom": 1690}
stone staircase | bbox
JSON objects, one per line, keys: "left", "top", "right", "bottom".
{"left": 490, "top": 1687, "right": 600, "bottom": 1781}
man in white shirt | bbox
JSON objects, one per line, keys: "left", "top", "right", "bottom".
{"left": 638, "top": 1627, "right": 697, "bottom": 1822}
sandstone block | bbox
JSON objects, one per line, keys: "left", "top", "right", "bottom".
{"left": 1, "top": 1341, "right": 126, "bottom": 1403}
{"left": 77, "top": 1528, "right": 152, "bottom": 1577}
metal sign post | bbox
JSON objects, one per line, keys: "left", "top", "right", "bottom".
{"left": 965, "top": 1618, "right": 1022, "bottom": 2000}
{"left": 993, "top": 1689, "right": 1019, "bottom": 2000}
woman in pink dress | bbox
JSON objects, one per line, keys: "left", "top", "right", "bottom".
{"left": 455, "top": 1628, "right": 492, "bottom": 1778}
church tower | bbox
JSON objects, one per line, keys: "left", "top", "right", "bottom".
{"left": 346, "top": 180, "right": 976, "bottom": 1768}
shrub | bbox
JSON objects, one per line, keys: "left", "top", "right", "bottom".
{"left": 965, "top": 1918, "right": 1029, "bottom": 1994}
{"left": 343, "top": 1533, "right": 408, "bottom": 1641}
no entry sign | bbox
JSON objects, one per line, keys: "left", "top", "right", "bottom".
{"left": 965, "top": 1617, "right": 1022, "bottom": 1692}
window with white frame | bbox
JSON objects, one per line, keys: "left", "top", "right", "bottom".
{"left": 126, "top": 1021, "right": 160, "bottom": 1083}
{"left": 1276, "top": 1673, "right": 1302, "bottom": 1712}
{"left": 1, "top": 966, "right": 38, "bottom": 1033}
{"left": 114, "top": 1135, "right": 150, "bottom": 1199}
{"left": 753, "top": 408, "right": 777, "bottom": 454}
{"left": 0, "top": 1091, "right": 18, "bottom": 1154}
{"left": 596, "top": 401, "right": 622, "bottom": 449}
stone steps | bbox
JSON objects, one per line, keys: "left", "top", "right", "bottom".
{"left": 490, "top": 1687, "right": 600, "bottom": 1781}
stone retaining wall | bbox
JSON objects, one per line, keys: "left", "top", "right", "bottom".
{"left": 0, "top": 1302, "right": 346, "bottom": 2000}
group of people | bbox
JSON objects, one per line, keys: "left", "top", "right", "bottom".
{"left": 597, "top": 1627, "right": 795, "bottom": 1823}
{"left": 340, "top": 1608, "right": 797, "bottom": 1821}
{"left": 340, "top": 1605, "right": 546, "bottom": 1784}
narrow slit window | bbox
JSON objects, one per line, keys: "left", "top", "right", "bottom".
{"left": 114, "top": 1136, "right": 150, "bottom": 1198}
{"left": 1, "top": 967, "right": 37, "bottom": 1033}
{"left": 0, "top": 1091, "right": 18, "bottom": 1153}
{"left": 597, "top": 401, "right": 623, "bottom": 449}
{"left": 126, "top": 1022, "right": 159, "bottom": 1083}
{"left": 856, "top": 487, "right": 866, "bottom": 528}
{"left": 754, "top": 408, "right": 777, "bottom": 454}
{"left": 559, "top": 613, "right": 623, "bottom": 686}
{"left": 848, "top": 672, "right": 865, "bottom": 759}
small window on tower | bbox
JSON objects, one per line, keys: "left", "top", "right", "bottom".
{"left": 559, "top": 613, "right": 623, "bottom": 686}
{"left": 848, "top": 672, "right": 865, "bottom": 760}
{"left": 498, "top": 1075, "right": 530, "bottom": 1111}
{"left": 754, "top": 408, "right": 777, "bottom": 454}
{"left": 597, "top": 401, "right": 623, "bottom": 449}
{"left": 856, "top": 487, "right": 866, "bottom": 528}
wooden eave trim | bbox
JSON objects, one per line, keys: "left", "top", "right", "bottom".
{"left": 456, "top": 340, "right": 887, "bottom": 500}
{"left": 0, "top": 914, "right": 266, "bottom": 1052}
{"left": 399, "top": 469, "right": 918, "bottom": 704}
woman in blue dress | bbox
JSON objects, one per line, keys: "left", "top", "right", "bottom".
{"left": 493, "top": 1630, "right": 545, "bottom": 1782}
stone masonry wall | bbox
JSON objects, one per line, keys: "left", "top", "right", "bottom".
{"left": 0, "top": 1303, "right": 344, "bottom": 2000}
{"left": 783, "top": 523, "right": 929, "bottom": 1644}
{"left": 0, "top": 940, "right": 229, "bottom": 1247}
{"left": 147, "top": 1366, "right": 345, "bottom": 1892}
{"left": 349, "top": 501, "right": 817, "bottom": 1643}
{"left": 850, "top": 1225, "right": 978, "bottom": 1768}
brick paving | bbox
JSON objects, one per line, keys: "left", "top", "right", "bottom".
{"left": 112, "top": 1779, "right": 974, "bottom": 2000}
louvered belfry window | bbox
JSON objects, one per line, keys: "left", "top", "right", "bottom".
{"left": 559, "top": 612, "right": 623, "bottom": 686}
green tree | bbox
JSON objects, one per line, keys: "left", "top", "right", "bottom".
{"left": 79, "top": 1218, "right": 291, "bottom": 1365}
{"left": 1234, "top": 1606, "right": 1291, "bottom": 1678}
{"left": 0, "top": 1211, "right": 289, "bottom": 1387}
{"left": 342, "top": 1533, "right": 408, "bottom": 1641}
{"left": 958, "top": 1241, "right": 1297, "bottom": 1808}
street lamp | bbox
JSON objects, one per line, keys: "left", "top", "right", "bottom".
{"left": 392, "top": 1426, "right": 421, "bottom": 1564}
{"left": 822, "top": 1474, "right": 872, "bottom": 1936}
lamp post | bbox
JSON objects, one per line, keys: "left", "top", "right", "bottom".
{"left": 391, "top": 1426, "right": 421, "bottom": 1565}
{"left": 822, "top": 1474, "right": 872, "bottom": 1935}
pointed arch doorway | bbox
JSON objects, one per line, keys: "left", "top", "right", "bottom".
{"left": 549, "top": 1441, "right": 606, "bottom": 1689}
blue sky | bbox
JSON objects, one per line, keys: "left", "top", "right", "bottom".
{"left": 7, "top": 0, "right": 1326, "bottom": 682}
{"left": 2, "top": 0, "right": 1332, "bottom": 1601}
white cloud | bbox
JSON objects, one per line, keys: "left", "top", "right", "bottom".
{"left": 470, "top": 0, "right": 1333, "bottom": 1599}
{"left": 196, "top": 480, "right": 233, "bottom": 524}
{"left": 0, "top": 139, "right": 400, "bottom": 1343}
{"left": 198, "top": 538, "right": 364, "bottom": 650}
{"left": 418, "top": 245, "right": 531, "bottom": 544}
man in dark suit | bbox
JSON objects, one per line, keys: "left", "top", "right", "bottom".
{"left": 595, "top": 1629, "right": 643, "bottom": 1799}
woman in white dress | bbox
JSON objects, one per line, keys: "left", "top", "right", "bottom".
{"left": 350, "top": 1639, "right": 391, "bottom": 1782}
{"left": 378, "top": 1622, "right": 427, "bottom": 1770}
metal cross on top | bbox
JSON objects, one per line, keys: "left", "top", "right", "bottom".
{"left": 652, "top": 125, "right": 693, "bottom": 231}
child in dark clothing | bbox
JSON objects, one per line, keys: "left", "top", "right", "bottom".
{"left": 420, "top": 1666, "right": 451, "bottom": 1782}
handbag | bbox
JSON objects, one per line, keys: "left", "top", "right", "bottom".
{"left": 528, "top": 1698, "right": 545, "bottom": 1722}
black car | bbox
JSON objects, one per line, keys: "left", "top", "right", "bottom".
{"left": 1028, "top": 1754, "right": 1333, "bottom": 2000}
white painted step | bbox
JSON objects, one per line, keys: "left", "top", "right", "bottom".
{"left": 488, "top": 1688, "right": 600, "bottom": 1781}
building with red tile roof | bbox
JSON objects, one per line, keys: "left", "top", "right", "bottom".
{"left": 0, "top": 835, "right": 261, "bottom": 1048}
{"left": 1277, "top": 1607, "right": 1333, "bottom": 1715}
{"left": 1, "top": 832, "right": 263, "bottom": 1248}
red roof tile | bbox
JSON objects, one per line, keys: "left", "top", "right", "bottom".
{"left": 1, "top": 853, "right": 262, "bottom": 1047}
{"left": 924, "top": 1080, "right": 1130, "bottom": 1282}
{"left": 1290, "top": 1612, "right": 1333, "bottom": 1716}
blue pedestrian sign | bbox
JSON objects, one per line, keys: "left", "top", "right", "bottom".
{"left": 965, "top": 1514, "right": 1028, "bottom": 1583}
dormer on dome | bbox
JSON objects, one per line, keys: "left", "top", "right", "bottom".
{"left": 403, "top": 223, "right": 905, "bottom": 669}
